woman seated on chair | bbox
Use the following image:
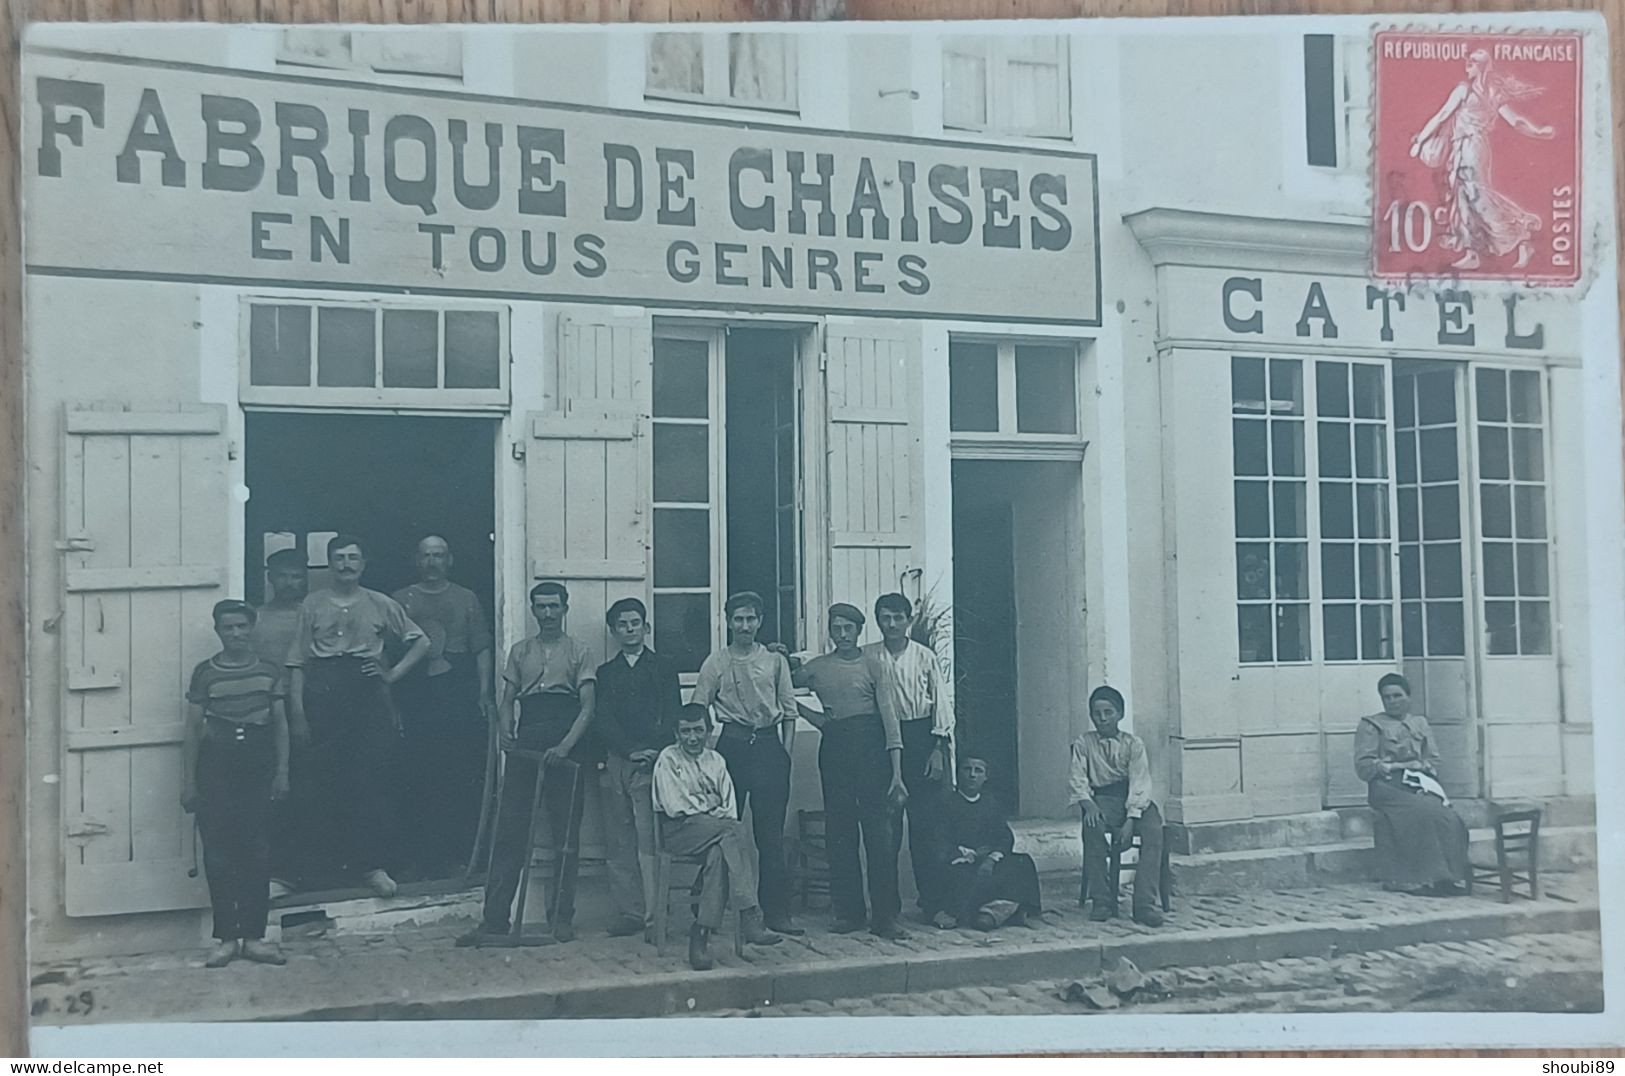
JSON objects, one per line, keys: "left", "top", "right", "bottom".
{"left": 928, "top": 756, "right": 1042, "bottom": 931}
{"left": 1354, "top": 673, "right": 1470, "bottom": 897}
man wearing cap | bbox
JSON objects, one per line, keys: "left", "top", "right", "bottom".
{"left": 792, "top": 603, "right": 908, "bottom": 939}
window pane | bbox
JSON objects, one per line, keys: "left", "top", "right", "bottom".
{"left": 1511, "top": 428, "right": 1544, "bottom": 481}
{"left": 316, "top": 306, "right": 375, "bottom": 387}
{"left": 249, "top": 304, "right": 312, "bottom": 386}
{"left": 1395, "top": 378, "right": 1417, "bottom": 427}
{"left": 1399, "top": 545, "right": 1421, "bottom": 598}
{"left": 1320, "top": 482, "right": 1354, "bottom": 540}
{"left": 1478, "top": 426, "right": 1510, "bottom": 480}
{"left": 1421, "top": 485, "right": 1460, "bottom": 541}
{"left": 1483, "top": 542, "right": 1516, "bottom": 597}
{"left": 1236, "top": 544, "right": 1271, "bottom": 600}
{"left": 1417, "top": 371, "right": 1457, "bottom": 425}
{"left": 652, "top": 425, "right": 709, "bottom": 503}
{"left": 1509, "top": 370, "right": 1542, "bottom": 424}
{"left": 1517, "top": 542, "right": 1550, "bottom": 597}
{"left": 1520, "top": 601, "right": 1552, "bottom": 654}
{"left": 1273, "top": 482, "right": 1307, "bottom": 538}
{"left": 1397, "top": 487, "right": 1419, "bottom": 542}
{"left": 1485, "top": 600, "right": 1518, "bottom": 655}
{"left": 1276, "top": 604, "right": 1310, "bottom": 662}
{"left": 1426, "top": 602, "right": 1465, "bottom": 657}
{"left": 1275, "top": 542, "right": 1309, "bottom": 600}
{"left": 654, "top": 592, "right": 713, "bottom": 676}
{"left": 654, "top": 337, "right": 710, "bottom": 419}
{"left": 1007, "top": 50, "right": 1066, "bottom": 134}
{"left": 1481, "top": 483, "right": 1513, "bottom": 538}
{"left": 1238, "top": 606, "right": 1273, "bottom": 663}
{"left": 1272, "top": 421, "right": 1305, "bottom": 477}
{"left": 729, "top": 34, "right": 793, "bottom": 106}
{"left": 942, "top": 46, "right": 989, "bottom": 128}
{"left": 1270, "top": 359, "right": 1303, "bottom": 415}
{"left": 1354, "top": 424, "right": 1386, "bottom": 479}
{"left": 1359, "top": 544, "right": 1392, "bottom": 599}
{"left": 1514, "top": 485, "right": 1547, "bottom": 539}
{"left": 1418, "top": 427, "right": 1459, "bottom": 482}
{"left": 1353, "top": 365, "right": 1385, "bottom": 419}
{"left": 1316, "top": 362, "right": 1349, "bottom": 418}
{"left": 382, "top": 309, "right": 437, "bottom": 388}
{"left": 1361, "top": 604, "right": 1393, "bottom": 660}
{"left": 444, "top": 310, "right": 501, "bottom": 388}
{"left": 1235, "top": 482, "right": 1270, "bottom": 538}
{"left": 653, "top": 508, "right": 710, "bottom": 588}
{"left": 1233, "top": 419, "right": 1269, "bottom": 477}
{"left": 1401, "top": 602, "right": 1425, "bottom": 658}
{"left": 1232, "top": 357, "right": 1267, "bottom": 413}
{"left": 648, "top": 32, "right": 704, "bottom": 94}
{"left": 1423, "top": 544, "right": 1462, "bottom": 599}
{"left": 1322, "top": 543, "right": 1356, "bottom": 600}
{"left": 949, "top": 342, "right": 999, "bottom": 432}
{"left": 1317, "top": 423, "right": 1352, "bottom": 478}
{"left": 1396, "top": 430, "right": 1417, "bottom": 485}
{"left": 1356, "top": 483, "right": 1389, "bottom": 539}
{"left": 1475, "top": 368, "right": 1507, "bottom": 422}
{"left": 1323, "top": 604, "right": 1357, "bottom": 661}
{"left": 1303, "top": 34, "right": 1337, "bottom": 167}
{"left": 1014, "top": 345, "right": 1077, "bottom": 434}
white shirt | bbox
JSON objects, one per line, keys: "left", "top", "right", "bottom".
{"left": 865, "top": 640, "right": 955, "bottom": 739}
{"left": 652, "top": 744, "right": 737, "bottom": 821}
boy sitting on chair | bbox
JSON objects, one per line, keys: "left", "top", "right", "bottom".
{"left": 1069, "top": 685, "right": 1165, "bottom": 927}
{"left": 930, "top": 755, "right": 1042, "bottom": 931}
{"left": 652, "top": 704, "right": 783, "bottom": 970}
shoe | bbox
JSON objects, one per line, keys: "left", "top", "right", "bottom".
{"left": 870, "top": 920, "right": 908, "bottom": 941}
{"left": 1132, "top": 906, "right": 1164, "bottom": 928}
{"left": 741, "top": 907, "right": 783, "bottom": 946}
{"left": 553, "top": 920, "right": 576, "bottom": 943}
{"left": 607, "top": 915, "right": 645, "bottom": 938}
{"left": 363, "top": 869, "right": 398, "bottom": 898}
{"left": 829, "top": 918, "right": 866, "bottom": 934}
{"left": 268, "top": 879, "right": 295, "bottom": 900}
{"left": 764, "top": 915, "right": 805, "bottom": 937}
{"left": 241, "top": 939, "right": 287, "bottom": 966}
{"left": 972, "top": 910, "right": 997, "bottom": 931}
{"left": 455, "top": 925, "right": 507, "bottom": 948}
{"left": 688, "top": 924, "right": 714, "bottom": 971}
{"left": 1088, "top": 902, "right": 1116, "bottom": 922}
{"left": 204, "top": 940, "right": 239, "bottom": 968}
{"left": 931, "top": 911, "right": 959, "bottom": 930}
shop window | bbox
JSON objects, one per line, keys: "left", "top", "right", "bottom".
{"left": 949, "top": 339, "right": 1080, "bottom": 439}
{"left": 1302, "top": 34, "right": 1370, "bottom": 171}
{"left": 646, "top": 32, "right": 799, "bottom": 113}
{"left": 277, "top": 29, "right": 464, "bottom": 80}
{"left": 1395, "top": 366, "right": 1468, "bottom": 659}
{"left": 244, "top": 300, "right": 507, "bottom": 408}
{"left": 1476, "top": 368, "right": 1552, "bottom": 655}
{"left": 1233, "top": 357, "right": 1310, "bottom": 663}
{"left": 943, "top": 36, "right": 1071, "bottom": 140}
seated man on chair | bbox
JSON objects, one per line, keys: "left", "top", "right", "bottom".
{"left": 929, "top": 755, "right": 1042, "bottom": 931}
{"left": 652, "top": 704, "right": 782, "bottom": 971}
{"left": 1069, "top": 685, "right": 1165, "bottom": 927}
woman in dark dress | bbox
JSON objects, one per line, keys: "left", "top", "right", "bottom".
{"left": 930, "top": 756, "right": 1043, "bottom": 930}
{"left": 1353, "top": 673, "right": 1470, "bottom": 896}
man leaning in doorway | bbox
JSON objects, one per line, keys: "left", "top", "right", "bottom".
{"left": 595, "top": 597, "right": 682, "bottom": 940}
{"left": 692, "top": 591, "right": 802, "bottom": 937}
{"left": 254, "top": 548, "right": 309, "bottom": 900}
{"left": 285, "top": 535, "right": 429, "bottom": 898}
{"left": 1069, "top": 685, "right": 1165, "bottom": 927}
{"left": 867, "top": 592, "right": 954, "bottom": 918}
{"left": 392, "top": 536, "right": 495, "bottom": 879}
{"left": 458, "top": 581, "right": 598, "bottom": 947}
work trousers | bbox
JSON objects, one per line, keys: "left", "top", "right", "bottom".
{"left": 1081, "top": 781, "right": 1165, "bottom": 914}
{"left": 714, "top": 723, "right": 791, "bottom": 921}
{"left": 302, "top": 657, "right": 398, "bottom": 879}
{"left": 894, "top": 719, "right": 946, "bottom": 907}
{"left": 661, "top": 813, "right": 760, "bottom": 930}
{"left": 818, "top": 715, "right": 900, "bottom": 927}
{"left": 196, "top": 720, "right": 276, "bottom": 941}
{"left": 602, "top": 753, "right": 658, "bottom": 925}
{"left": 398, "top": 654, "right": 485, "bottom": 874}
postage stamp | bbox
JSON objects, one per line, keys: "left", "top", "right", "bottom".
{"left": 1373, "top": 30, "right": 1583, "bottom": 285}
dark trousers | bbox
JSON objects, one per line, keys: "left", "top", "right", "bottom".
{"left": 715, "top": 723, "right": 791, "bottom": 922}
{"left": 302, "top": 657, "right": 398, "bottom": 879}
{"left": 270, "top": 743, "right": 311, "bottom": 887}
{"left": 197, "top": 722, "right": 276, "bottom": 941}
{"left": 481, "top": 695, "right": 588, "bottom": 932}
{"left": 894, "top": 719, "right": 945, "bottom": 908}
{"left": 818, "top": 715, "right": 900, "bottom": 927}
{"left": 399, "top": 655, "right": 485, "bottom": 874}
{"left": 1081, "top": 782, "right": 1165, "bottom": 913}
{"left": 941, "top": 853, "right": 1043, "bottom": 924}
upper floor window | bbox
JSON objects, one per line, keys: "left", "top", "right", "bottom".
{"left": 646, "top": 32, "right": 799, "bottom": 114}
{"left": 277, "top": 29, "right": 464, "bottom": 81}
{"left": 942, "top": 36, "right": 1071, "bottom": 140}
{"left": 1302, "top": 34, "right": 1371, "bottom": 171}
{"left": 949, "top": 339, "right": 1079, "bottom": 438}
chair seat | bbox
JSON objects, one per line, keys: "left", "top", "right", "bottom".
{"left": 1469, "top": 805, "right": 1541, "bottom": 903}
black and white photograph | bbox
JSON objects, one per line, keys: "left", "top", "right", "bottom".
{"left": 15, "top": 9, "right": 1624, "bottom": 1055}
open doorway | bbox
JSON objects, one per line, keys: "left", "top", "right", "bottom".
{"left": 244, "top": 411, "right": 499, "bottom": 894}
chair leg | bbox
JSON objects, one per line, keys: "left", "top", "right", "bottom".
{"left": 653, "top": 854, "right": 669, "bottom": 956}
{"left": 734, "top": 911, "right": 745, "bottom": 959}
{"left": 1528, "top": 825, "right": 1542, "bottom": 900}
{"left": 1160, "top": 845, "right": 1172, "bottom": 913}
{"left": 1496, "top": 832, "right": 1513, "bottom": 905}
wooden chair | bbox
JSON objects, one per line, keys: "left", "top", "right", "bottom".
{"left": 1078, "top": 822, "right": 1173, "bottom": 913}
{"left": 1471, "top": 805, "right": 1542, "bottom": 903}
{"left": 792, "top": 810, "right": 832, "bottom": 910}
{"left": 650, "top": 817, "right": 745, "bottom": 958}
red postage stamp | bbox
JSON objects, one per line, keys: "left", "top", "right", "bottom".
{"left": 1373, "top": 30, "right": 1583, "bottom": 285}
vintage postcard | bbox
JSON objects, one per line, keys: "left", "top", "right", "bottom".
{"left": 17, "top": 8, "right": 1623, "bottom": 1056}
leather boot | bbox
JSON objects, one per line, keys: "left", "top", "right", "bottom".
{"left": 740, "top": 907, "right": 783, "bottom": 946}
{"left": 688, "top": 923, "right": 714, "bottom": 971}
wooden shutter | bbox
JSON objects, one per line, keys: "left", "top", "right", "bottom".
{"left": 60, "top": 405, "right": 228, "bottom": 916}
{"left": 823, "top": 320, "right": 923, "bottom": 618}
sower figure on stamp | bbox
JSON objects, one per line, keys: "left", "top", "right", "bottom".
{"left": 1069, "top": 685, "right": 1165, "bottom": 927}
{"left": 183, "top": 600, "right": 290, "bottom": 968}
{"left": 595, "top": 596, "right": 682, "bottom": 940}
{"left": 652, "top": 704, "right": 783, "bottom": 971}
{"left": 692, "top": 591, "right": 803, "bottom": 937}
{"left": 931, "top": 756, "right": 1042, "bottom": 932}
{"left": 253, "top": 548, "right": 309, "bottom": 901}
{"left": 791, "top": 603, "right": 908, "bottom": 939}
{"left": 392, "top": 536, "right": 495, "bottom": 880}
{"left": 459, "top": 581, "right": 599, "bottom": 947}
{"left": 286, "top": 536, "right": 429, "bottom": 898}
{"left": 866, "top": 593, "right": 955, "bottom": 918}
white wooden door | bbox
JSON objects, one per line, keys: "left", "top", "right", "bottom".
{"left": 60, "top": 405, "right": 228, "bottom": 916}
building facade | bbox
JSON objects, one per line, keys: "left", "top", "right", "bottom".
{"left": 22, "top": 19, "right": 1610, "bottom": 957}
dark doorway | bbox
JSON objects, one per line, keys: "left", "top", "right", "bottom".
{"left": 951, "top": 488, "right": 1020, "bottom": 807}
